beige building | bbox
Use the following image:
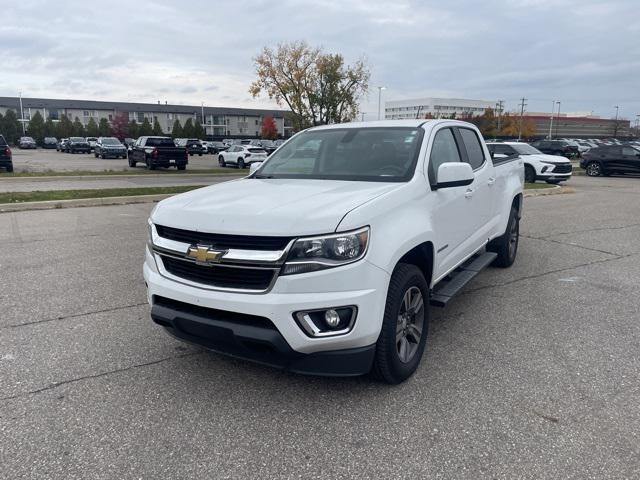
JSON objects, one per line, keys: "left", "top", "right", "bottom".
{"left": 0, "top": 96, "right": 292, "bottom": 139}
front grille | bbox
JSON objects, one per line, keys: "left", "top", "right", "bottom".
{"left": 554, "top": 164, "right": 572, "bottom": 174}
{"left": 161, "top": 256, "right": 275, "bottom": 290}
{"left": 155, "top": 224, "right": 292, "bottom": 251}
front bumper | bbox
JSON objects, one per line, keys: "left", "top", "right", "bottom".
{"left": 144, "top": 245, "right": 388, "bottom": 373}
{"left": 151, "top": 296, "right": 375, "bottom": 376}
{"left": 101, "top": 150, "right": 127, "bottom": 158}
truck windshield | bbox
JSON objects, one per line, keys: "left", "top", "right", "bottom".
{"left": 255, "top": 127, "right": 423, "bottom": 182}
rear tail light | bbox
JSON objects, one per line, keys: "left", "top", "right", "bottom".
{"left": 152, "top": 147, "right": 159, "bottom": 159}
{"left": 5, "top": 147, "right": 11, "bottom": 158}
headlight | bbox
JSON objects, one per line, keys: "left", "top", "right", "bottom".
{"left": 147, "top": 219, "right": 154, "bottom": 247}
{"left": 282, "top": 227, "right": 369, "bottom": 275}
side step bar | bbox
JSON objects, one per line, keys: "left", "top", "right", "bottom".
{"left": 430, "top": 252, "right": 497, "bottom": 307}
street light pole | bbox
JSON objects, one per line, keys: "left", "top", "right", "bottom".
{"left": 18, "top": 91, "right": 26, "bottom": 135}
{"left": 613, "top": 105, "right": 619, "bottom": 139}
{"left": 555, "top": 101, "right": 561, "bottom": 138}
{"left": 377, "top": 86, "right": 386, "bottom": 120}
{"left": 548, "top": 100, "right": 555, "bottom": 139}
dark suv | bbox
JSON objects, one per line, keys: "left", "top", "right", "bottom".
{"left": 530, "top": 140, "right": 579, "bottom": 158}
{"left": 0, "top": 135, "right": 13, "bottom": 172}
{"left": 65, "top": 137, "right": 91, "bottom": 154}
{"left": 580, "top": 145, "right": 640, "bottom": 177}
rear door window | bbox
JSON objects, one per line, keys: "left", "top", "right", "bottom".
{"left": 458, "top": 128, "right": 485, "bottom": 170}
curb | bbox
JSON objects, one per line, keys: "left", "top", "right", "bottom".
{"left": 524, "top": 185, "right": 575, "bottom": 197}
{"left": 0, "top": 193, "right": 177, "bottom": 213}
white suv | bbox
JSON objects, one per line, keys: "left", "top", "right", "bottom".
{"left": 487, "top": 141, "right": 572, "bottom": 184}
{"left": 218, "top": 145, "right": 268, "bottom": 169}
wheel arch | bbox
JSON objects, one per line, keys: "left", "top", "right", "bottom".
{"left": 395, "top": 241, "right": 435, "bottom": 288}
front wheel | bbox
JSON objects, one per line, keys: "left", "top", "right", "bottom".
{"left": 371, "top": 263, "right": 429, "bottom": 384}
{"left": 585, "top": 161, "right": 602, "bottom": 177}
{"left": 524, "top": 164, "right": 536, "bottom": 183}
{"left": 238, "top": 158, "right": 245, "bottom": 169}
{"left": 218, "top": 156, "right": 225, "bottom": 167}
{"left": 177, "top": 165, "right": 186, "bottom": 171}
{"left": 488, "top": 206, "right": 519, "bottom": 268}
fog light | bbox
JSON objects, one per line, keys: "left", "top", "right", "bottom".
{"left": 324, "top": 309, "right": 341, "bottom": 328}
{"left": 293, "top": 306, "right": 357, "bottom": 337}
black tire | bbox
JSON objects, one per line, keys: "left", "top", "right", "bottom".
{"left": 524, "top": 164, "right": 536, "bottom": 183}
{"left": 177, "top": 165, "right": 186, "bottom": 171}
{"left": 147, "top": 159, "right": 155, "bottom": 170}
{"left": 238, "top": 158, "right": 245, "bottom": 169}
{"left": 94, "top": 152, "right": 98, "bottom": 158}
{"left": 128, "top": 157, "right": 136, "bottom": 167}
{"left": 585, "top": 161, "right": 602, "bottom": 177}
{"left": 546, "top": 180, "right": 561, "bottom": 184}
{"left": 487, "top": 206, "right": 519, "bottom": 268}
{"left": 198, "top": 153, "right": 203, "bottom": 157}
{"left": 6, "top": 164, "right": 13, "bottom": 173}
{"left": 100, "top": 153, "right": 105, "bottom": 159}
{"left": 218, "top": 156, "right": 225, "bottom": 167}
{"left": 371, "top": 263, "right": 429, "bottom": 384}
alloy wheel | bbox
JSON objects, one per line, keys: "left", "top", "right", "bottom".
{"left": 396, "top": 286, "right": 425, "bottom": 363}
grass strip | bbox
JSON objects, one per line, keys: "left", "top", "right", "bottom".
{"left": 0, "top": 168, "right": 238, "bottom": 178}
{"left": 524, "top": 183, "right": 557, "bottom": 190}
{"left": 0, "top": 185, "right": 206, "bottom": 204}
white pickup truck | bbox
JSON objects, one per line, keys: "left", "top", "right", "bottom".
{"left": 144, "top": 120, "right": 524, "bottom": 383}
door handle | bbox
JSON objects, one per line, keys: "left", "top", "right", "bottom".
{"left": 464, "top": 188, "right": 474, "bottom": 199}
{"left": 487, "top": 177, "right": 495, "bottom": 186}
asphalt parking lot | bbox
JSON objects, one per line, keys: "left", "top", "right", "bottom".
{"left": 1, "top": 175, "right": 639, "bottom": 479}
{"left": 10, "top": 148, "right": 224, "bottom": 173}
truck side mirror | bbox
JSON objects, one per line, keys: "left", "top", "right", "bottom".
{"left": 249, "top": 162, "right": 263, "bottom": 174}
{"left": 434, "top": 162, "right": 474, "bottom": 190}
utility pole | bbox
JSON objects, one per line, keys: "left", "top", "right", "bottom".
{"left": 18, "top": 91, "right": 26, "bottom": 135}
{"left": 548, "top": 100, "right": 556, "bottom": 139}
{"left": 613, "top": 105, "right": 619, "bottom": 139}
{"left": 555, "top": 101, "right": 561, "bottom": 138}
{"left": 517, "top": 97, "right": 527, "bottom": 141}
{"left": 496, "top": 100, "right": 504, "bottom": 135}
{"left": 377, "top": 86, "right": 386, "bottom": 120}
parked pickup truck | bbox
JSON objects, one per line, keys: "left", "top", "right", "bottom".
{"left": 128, "top": 136, "right": 188, "bottom": 170}
{"left": 144, "top": 120, "right": 524, "bottom": 383}
{"left": 0, "top": 135, "right": 13, "bottom": 172}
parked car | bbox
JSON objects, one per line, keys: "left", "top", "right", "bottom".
{"left": 530, "top": 140, "right": 579, "bottom": 158}
{"left": 65, "top": 137, "right": 91, "bottom": 154}
{"left": 0, "top": 135, "right": 13, "bottom": 172}
{"left": 218, "top": 145, "right": 268, "bottom": 168}
{"left": 580, "top": 145, "right": 640, "bottom": 177}
{"left": 86, "top": 137, "right": 98, "bottom": 151}
{"left": 128, "top": 136, "right": 188, "bottom": 170}
{"left": 207, "top": 141, "right": 227, "bottom": 154}
{"left": 18, "top": 136, "right": 37, "bottom": 149}
{"left": 175, "top": 138, "right": 206, "bottom": 156}
{"left": 94, "top": 137, "right": 128, "bottom": 159}
{"left": 487, "top": 141, "right": 572, "bottom": 184}
{"left": 259, "top": 139, "right": 277, "bottom": 155}
{"left": 273, "top": 139, "right": 286, "bottom": 148}
{"left": 145, "top": 119, "right": 524, "bottom": 383}
{"left": 43, "top": 137, "right": 58, "bottom": 149}
{"left": 57, "top": 138, "right": 69, "bottom": 152}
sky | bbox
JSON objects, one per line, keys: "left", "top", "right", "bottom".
{"left": 1, "top": 0, "right": 638, "bottom": 121}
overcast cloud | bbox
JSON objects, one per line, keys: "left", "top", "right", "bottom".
{"left": 1, "top": 0, "right": 638, "bottom": 119}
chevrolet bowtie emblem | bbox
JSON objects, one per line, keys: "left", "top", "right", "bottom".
{"left": 186, "top": 245, "right": 226, "bottom": 264}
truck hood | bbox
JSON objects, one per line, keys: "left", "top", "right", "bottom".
{"left": 151, "top": 178, "right": 403, "bottom": 236}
